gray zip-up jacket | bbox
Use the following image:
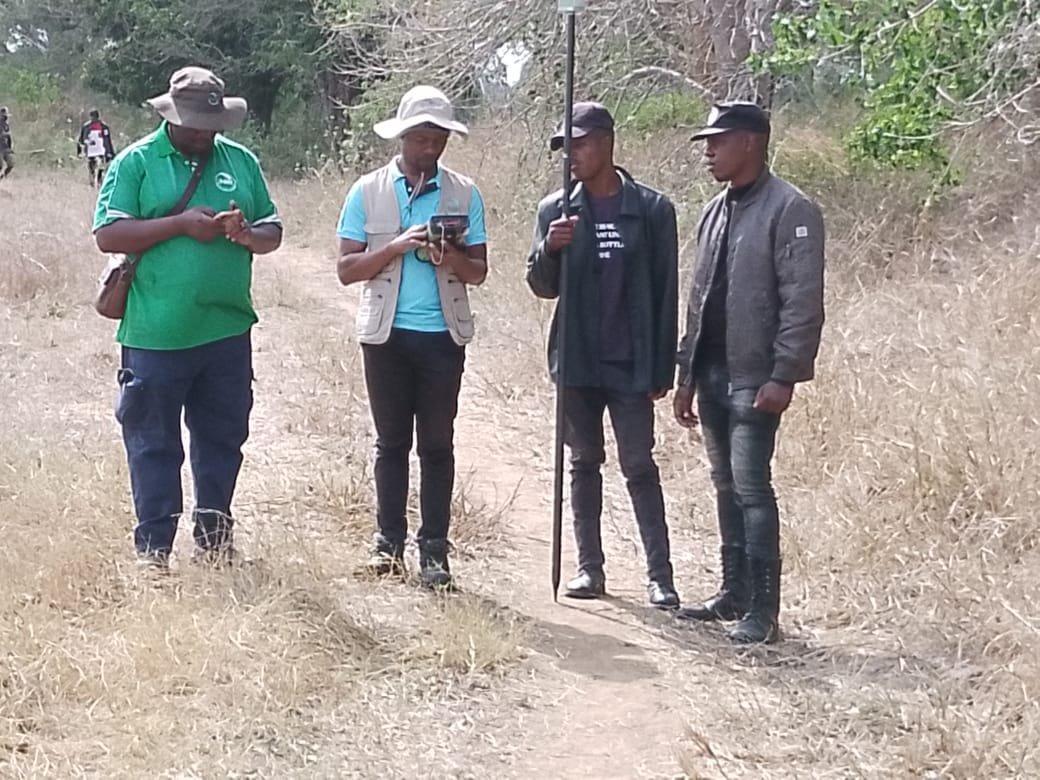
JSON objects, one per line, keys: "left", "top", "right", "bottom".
{"left": 677, "top": 168, "right": 825, "bottom": 389}
{"left": 526, "top": 168, "right": 678, "bottom": 393}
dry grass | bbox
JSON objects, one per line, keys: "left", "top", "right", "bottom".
{"left": 660, "top": 134, "right": 1040, "bottom": 778}
{"left": 445, "top": 120, "right": 1040, "bottom": 777}
{"left": 2, "top": 117, "right": 1040, "bottom": 778}
{"left": 0, "top": 170, "right": 528, "bottom": 778}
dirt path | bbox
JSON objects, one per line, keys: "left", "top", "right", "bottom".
{"left": 263, "top": 245, "right": 712, "bottom": 779}
{"left": 451, "top": 411, "right": 691, "bottom": 779}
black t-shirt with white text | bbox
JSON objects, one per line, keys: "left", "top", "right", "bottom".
{"left": 588, "top": 190, "right": 633, "bottom": 385}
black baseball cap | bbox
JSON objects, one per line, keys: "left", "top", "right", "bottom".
{"left": 549, "top": 102, "right": 615, "bottom": 151}
{"left": 691, "top": 101, "right": 770, "bottom": 140}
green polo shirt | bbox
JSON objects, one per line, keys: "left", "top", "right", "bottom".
{"left": 93, "top": 123, "right": 281, "bottom": 350}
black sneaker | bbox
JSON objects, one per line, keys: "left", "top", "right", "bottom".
{"left": 418, "top": 539, "right": 453, "bottom": 590}
{"left": 365, "top": 549, "right": 406, "bottom": 578}
{"left": 190, "top": 545, "right": 235, "bottom": 569}
{"left": 647, "top": 580, "right": 680, "bottom": 610}
{"left": 563, "top": 569, "right": 606, "bottom": 599}
{"left": 363, "top": 532, "right": 406, "bottom": 578}
{"left": 135, "top": 550, "right": 171, "bottom": 578}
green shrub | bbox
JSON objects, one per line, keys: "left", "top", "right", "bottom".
{"left": 614, "top": 91, "right": 707, "bottom": 133}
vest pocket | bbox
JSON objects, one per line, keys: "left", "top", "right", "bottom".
{"left": 451, "top": 296, "right": 475, "bottom": 341}
{"left": 364, "top": 223, "right": 399, "bottom": 239}
{"left": 356, "top": 283, "right": 389, "bottom": 338}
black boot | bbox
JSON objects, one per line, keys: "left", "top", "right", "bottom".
{"left": 727, "top": 558, "right": 781, "bottom": 644}
{"left": 418, "top": 539, "right": 453, "bottom": 590}
{"left": 676, "top": 546, "right": 749, "bottom": 622}
{"left": 365, "top": 532, "right": 405, "bottom": 578}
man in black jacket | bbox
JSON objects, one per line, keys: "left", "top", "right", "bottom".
{"left": 78, "top": 109, "right": 116, "bottom": 187}
{"left": 674, "top": 102, "right": 825, "bottom": 643}
{"left": 526, "top": 102, "right": 680, "bottom": 608}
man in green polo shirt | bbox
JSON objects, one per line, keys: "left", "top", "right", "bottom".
{"left": 93, "top": 66, "right": 282, "bottom": 568}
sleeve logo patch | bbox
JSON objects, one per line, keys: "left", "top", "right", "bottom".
{"left": 795, "top": 225, "right": 809, "bottom": 239}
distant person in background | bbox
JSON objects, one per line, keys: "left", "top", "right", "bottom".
{"left": 525, "top": 102, "right": 681, "bottom": 609}
{"left": 336, "top": 85, "right": 488, "bottom": 590}
{"left": 0, "top": 107, "right": 14, "bottom": 180}
{"left": 78, "top": 109, "right": 116, "bottom": 187}
{"left": 674, "top": 102, "right": 825, "bottom": 643}
{"left": 93, "top": 67, "right": 282, "bottom": 570}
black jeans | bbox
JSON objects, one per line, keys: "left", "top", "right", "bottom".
{"left": 695, "top": 361, "right": 782, "bottom": 561}
{"left": 362, "top": 328, "right": 465, "bottom": 547}
{"left": 117, "top": 331, "right": 253, "bottom": 556}
{"left": 564, "top": 386, "right": 673, "bottom": 583}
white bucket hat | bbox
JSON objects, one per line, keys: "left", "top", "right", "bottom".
{"left": 373, "top": 85, "right": 469, "bottom": 140}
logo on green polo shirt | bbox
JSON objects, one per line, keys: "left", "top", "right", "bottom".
{"left": 215, "top": 172, "right": 236, "bottom": 192}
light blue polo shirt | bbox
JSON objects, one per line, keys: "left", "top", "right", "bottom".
{"left": 337, "top": 159, "right": 488, "bottom": 333}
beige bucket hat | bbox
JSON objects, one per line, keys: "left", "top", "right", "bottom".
{"left": 146, "top": 67, "right": 248, "bottom": 132}
{"left": 373, "top": 85, "right": 469, "bottom": 140}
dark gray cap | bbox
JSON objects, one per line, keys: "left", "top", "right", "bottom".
{"left": 692, "top": 101, "right": 770, "bottom": 140}
{"left": 549, "top": 102, "right": 615, "bottom": 151}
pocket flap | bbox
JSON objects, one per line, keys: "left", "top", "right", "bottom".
{"left": 364, "top": 221, "right": 400, "bottom": 236}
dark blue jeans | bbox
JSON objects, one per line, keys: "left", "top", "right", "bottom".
{"left": 116, "top": 331, "right": 253, "bottom": 556}
{"left": 361, "top": 329, "right": 465, "bottom": 547}
{"left": 695, "top": 361, "right": 782, "bottom": 561}
{"left": 564, "top": 386, "right": 673, "bottom": 583}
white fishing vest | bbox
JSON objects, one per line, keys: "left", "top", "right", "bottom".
{"left": 354, "top": 161, "right": 477, "bottom": 346}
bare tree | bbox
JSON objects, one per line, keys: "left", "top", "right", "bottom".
{"left": 702, "top": 0, "right": 790, "bottom": 103}
{"left": 321, "top": 0, "right": 787, "bottom": 135}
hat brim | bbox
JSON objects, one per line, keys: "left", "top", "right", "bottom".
{"left": 691, "top": 126, "right": 735, "bottom": 141}
{"left": 549, "top": 126, "right": 592, "bottom": 152}
{"left": 373, "top": 114, "right": 469, "bottom": 140}
{"left": 147, "top": 94, "right": 248, "bottom": 132}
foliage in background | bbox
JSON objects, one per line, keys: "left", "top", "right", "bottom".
{"left": 5, "top": 0, "right": 1040, "bottom": 179}
{"left": 613, "top": 91, "right": 708, "bottom": 135}
{"left": 759, "top": 0, "right": 1036, "bottom": 172}
{"left": 0, "top": 63, "right": 60, "bottom": 110}
{"left": 1, "top": 0, "right": 340, "bottom": 132}
{"left": 79, "top": 0, "right": 332, "bottom": 132}
{"left": 0, "top": 61, "right": 152, "bottom": 162}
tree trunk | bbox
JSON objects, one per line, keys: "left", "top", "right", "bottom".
{"left": 704, "top": 0, "right": 784, "bottom": 104}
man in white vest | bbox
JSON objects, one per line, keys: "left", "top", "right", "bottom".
{"left": 336, "top": 85, "right": 488, "bottom": 589}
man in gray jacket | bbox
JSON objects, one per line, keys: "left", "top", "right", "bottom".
{"left": 527, "top": 102, "right": 680, "bottom": 608}
{"left": 674, "top": 102, "right": 825, "bottom": 643}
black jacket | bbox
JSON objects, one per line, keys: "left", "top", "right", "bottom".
{"left": 526, "top": 168, "right": 678, "bottom": 393}
{"left": 78, "top": 120, "right": 115, "bottom": 159}
{"left": 677, "top": 169, "right": 825, "bottom": 389}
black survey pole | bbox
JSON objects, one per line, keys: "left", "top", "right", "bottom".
{"left": 551, "top": 0, "right": 582, "bottom": 601}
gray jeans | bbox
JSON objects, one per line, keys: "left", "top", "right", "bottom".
{"left": 696, "top": 361, "right": 782, "bottom": 561}
{"left": 564, "top": 386, "right": 673, "bottom": 583}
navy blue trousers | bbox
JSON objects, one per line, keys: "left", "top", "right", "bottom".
{"left": 116, "top": 331, "right": 253, "bottom": 556}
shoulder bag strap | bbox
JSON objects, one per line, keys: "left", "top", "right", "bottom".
{"left": 167, "top": 149, "right": 211, "bottom": 217}
{"left": 127, "top": 149, "right": 212, "bottom": 268}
